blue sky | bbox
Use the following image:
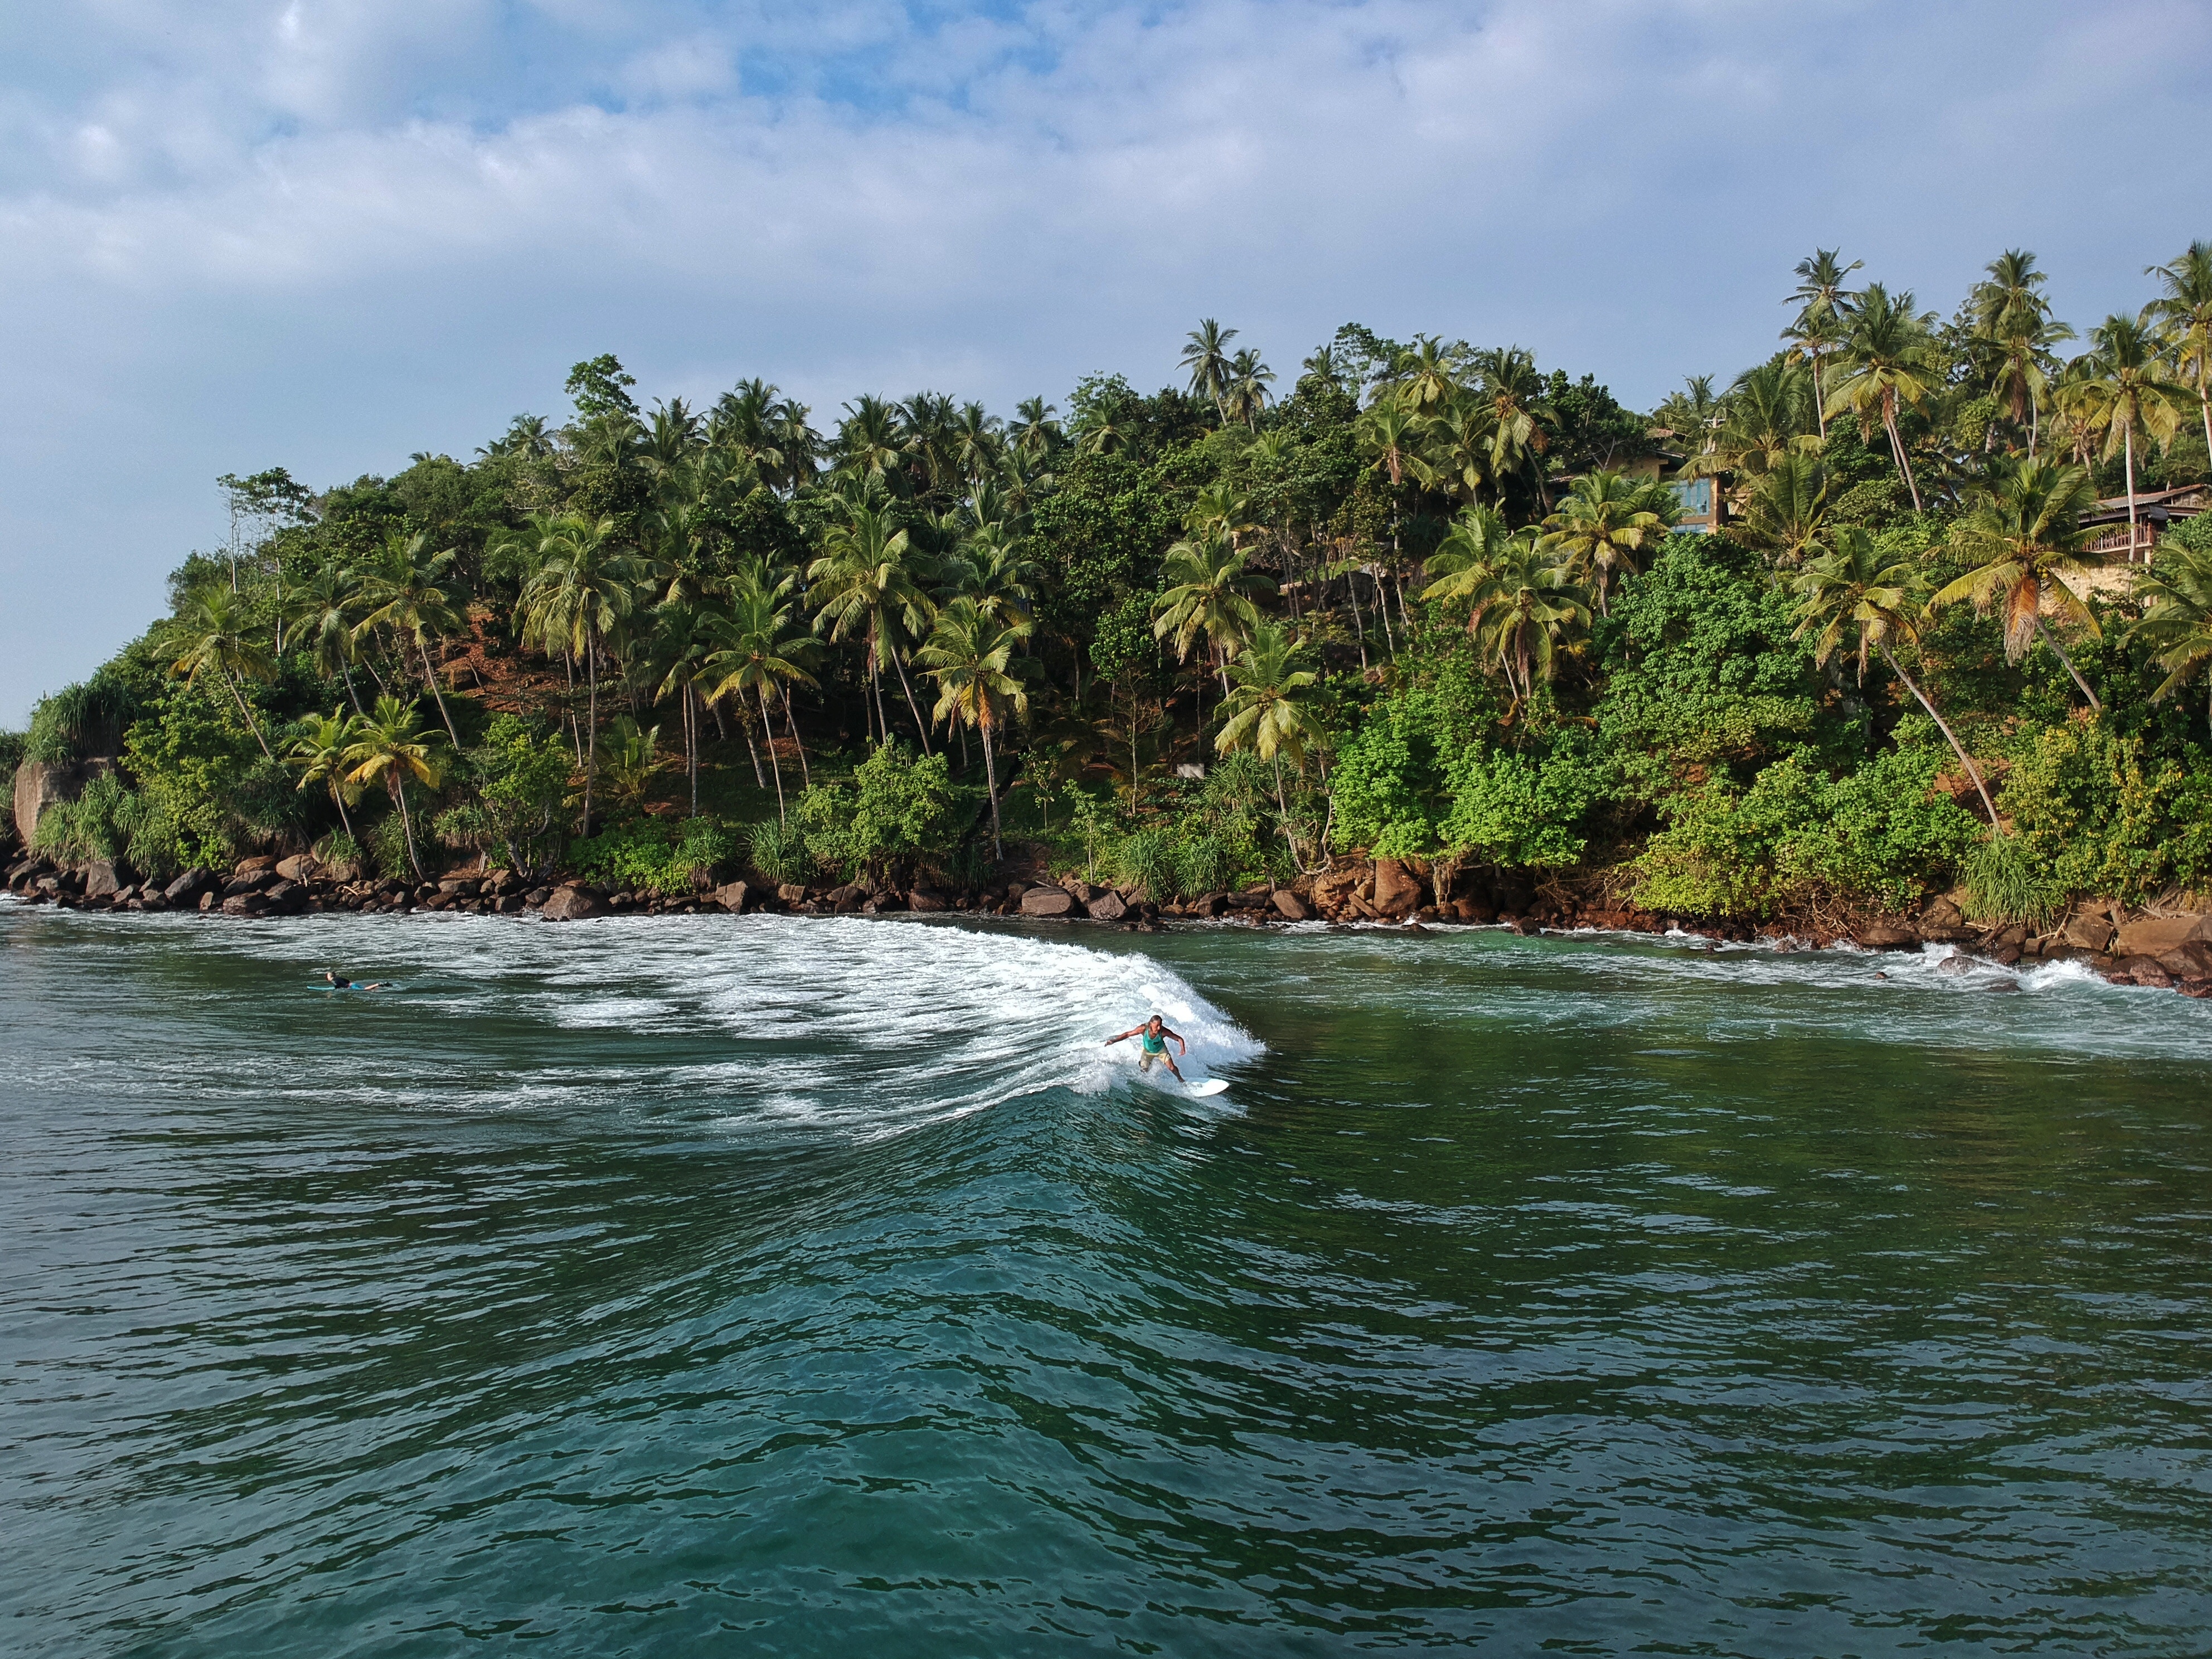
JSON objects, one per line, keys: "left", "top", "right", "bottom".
{"left": 4, "top": 0, "right": 2210, "bottom": 723}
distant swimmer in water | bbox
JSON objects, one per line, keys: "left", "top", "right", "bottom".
{"left": 321, "top": 969, "right": 394, "bottom": 991}
{"left": 1105, "top": 1014, "right": 1186, "bottom": 1082}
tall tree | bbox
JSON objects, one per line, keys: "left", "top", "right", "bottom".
{"left": 918, "top": 598, "right": 1032, "bottom": 860}
{"left": 353, "top": 531, "right": 468, "bottom": 747}
{"left": 169, "top": 584, "right": 276, "bottom": 758}
{"left": 518, "top": 514, "right": 644, "bottom": 837}
{"left": 1180, "top": 320, "right": 1239, "bottom": 418}
{"left": 1784, "top": 248, "right": 1861, "bottom": 438}
{"left": 1537, "top": 471, "right": 1669, "bottom": 617}
{"left": 809, "top": 502, "right": 937, "bottom": 750}
{"left": 1823, "top": 283, "right": 1942, "bottom": 512}
{"left": 1214, "top": 620, "right": 1326, "bottom": 848}
{"left": 2146, "top": 240, "right": 2212, "bottom": 465}
{"left": 1419, "top": 526, "right": 1587, "bottom": 707}
{"left": 285, "top": 710, "right": 363, "bottom": 841}
{"left": 2064, "top": 313, "right": 2191, "bottom": 546}
{"left": 343, "top": 695, "right": 444, "bottom": 880}
{"left": 1933, "top": 455, "right": 2105, "bottom": 710}
{"left": 1969, "top": 249, "right": 2073, "bottom": 452}
{"left": 1793, "top": 528, "right": 2000, "bottom": 830}
{"left": 281, "top": 562, "right": 367, "bottom": 714}
{"left": 1152, "top": 527, "right": 1274, "bottom": 691}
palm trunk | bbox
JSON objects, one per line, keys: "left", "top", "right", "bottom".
{"left": 2124, "top": 426, "right": 2140, "bottom": 563}
{"left": 890, "top": 644, "right": 932, "bottom": 756}
{"left": 342, "top": 662, "right": 364, "bottom": 716}
{"left": 1347, "top": 568, "right": 1369, "bottom": 670}
{"left": 332, "top": 785, "right": 355, "bottom": 843}
{"left": 1879, "top": 642, "right": 2001, "bottom": 833}
{"left": 419, "top": 637, "right": 462, "bottom": 748}
{"left": 2035, "top": 615, "right": 2102, "bottom": 711}
{"left": 743, "top": 712, "right": 766, "bottom": 787}
{"left": 392, "top": 777, "right": 424, "bottom": 879}
{"left": 1884, "top": 396, "right": 1924, "bottom": 513}
{"left": 583, "top": 642, "right": 598, "bottom": 838}
{"left": 981, "top": 715, "right": 1002, "bottom": 862}
{"left": 759, "top": 687, "right": 787, "bottom": 824}
{"left": 224, "top": 669, "right": 274, "bottom": 759}
{"left": 1812, "top": 354, "right": 1827, "bottom": 440}
{"left": 784, "top": 694, "right": 811, "bottom": 788}
{"left": 686, "top": 685, "right": 698, "bottom": 816}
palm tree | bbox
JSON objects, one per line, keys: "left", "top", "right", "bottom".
{"left": 1151, "top": 527, "right": 1274, "bottom": 690}
{"left": 1793, "top": 528, "right": 2000, "bottom": 831}
{"left": 2147, "top": 240, "right": 2212, "bottom": 465}
{"left": 1469, "top": 346, "right": 1556, "bottom": 508}
{"left": 945, "top": 522, "right": 1040, "bottom": 628}
{"left": 1391, "top": 334, "right": 1466, "bottom": 411}
{"left": 1180, "top": 319, "right": 1238, "bottom": 417}
{"left": 354, "top": 531, "right": 467, "bottom": 747}
{"left": 1970, "top": 249, "right": 2073, "bottom": 452}
{"left": 518, "top": 513, "right": 643, "bottom": 836}
{"left": 1784, "top": 248, "right": 1862, "bottom": 437}
{"left": 1214, "top": 621, "right": 1326, "bottom": 843}
{"left": 2063, "top": 313, "right": 2191, "bottom": 548}
{"left": 1736, "top": 454, "right": 1832, "bottom": 568}
{"left": 170, "top": 584, "right": 276, "bottom": 758}
{"left": 1538, "top": 470, "right": 1667, "bottom": 617}
{"left": 1419, "top": 396, "right": 1497, "bottom": 505}
{"left": 705, "top": 581, "right": 819, "bottom": 824}
{"left": 1223, "top": 348, "right": 1275, "bottom": 429}
{"left": 918, "top": 598, "right": 1032, "bottom": 861}
{"left": 1694, "top": 358, "right": 1817, "bottom": 478}
{"left": 2129, "top": 533, "right": 2212, "bottom": 734}
{"left": 281, "top": 562, "right": 366, "bottom": 713}
{"left": 1933, "top": 455, "right": 2104, "bottom": 710}
{"left": 809, "top": 502, "right": 936, "bottom": 750}
{"left": 343, "top": 695, "right": 444, "bottom": 880}
{"left": 1012, "top": 396, "right": 1061, "bottom": 461}
{"left": 646, "top": 596, "right": 720, "bottom": 815}
{"left": 1823, "top": 283, "right": 1942, "bottom": 512}
{"left": 836, "top": 395, "right": 908, "bottom": 484}
{"left": 1420, "top": 528, "right": 1588, "bottom": 707}
{"left": 286, "top": 710, "right": 363, "bottom": 841}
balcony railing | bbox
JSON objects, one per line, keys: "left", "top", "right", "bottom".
{"left": 2087, "top": 522, "right": 2161, "bottom": 564}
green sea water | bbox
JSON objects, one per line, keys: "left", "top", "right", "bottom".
{"left": 3, "top": 901, "right": 2210, "bottom": 1656}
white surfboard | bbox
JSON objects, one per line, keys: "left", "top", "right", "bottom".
{"left": 1186, "top": 1079, "right": 1230, "bottom": 1098}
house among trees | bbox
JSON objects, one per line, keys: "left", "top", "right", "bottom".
{"left": 2080, "top": 485, "right": 2207, "bottom": 564}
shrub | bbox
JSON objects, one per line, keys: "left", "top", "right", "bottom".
{"left": 793, "top": 743, "right": 970, "bottom": 883}
{"left": 746, "top": 817, "right": 813, "bottom": 886}
{"left": 1998, "top": 725, "right": 2212, "bottom": 903}
{"left": 570, "top": 816, "right": 734, "bottom": 895}
{"left": 1113, "top": 828, "right": 1178, "bottom": 900}
{"left": 1441, "top": 741, "right": 1610, "bottom": 869}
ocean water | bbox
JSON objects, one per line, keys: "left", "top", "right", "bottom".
{"left": 3, "top": 901, "right": 2210, "bottom": 1656}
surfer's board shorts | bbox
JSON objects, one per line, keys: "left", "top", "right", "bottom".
{"left": 1139, "top": 1050, "right": 1158, "bottom": 1071}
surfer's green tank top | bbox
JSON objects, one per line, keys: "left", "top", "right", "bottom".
{"left": 1142, "top": 1031, "right": 1166, "bottom": 1054}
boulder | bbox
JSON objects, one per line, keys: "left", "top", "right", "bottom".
{"left": 776, "top": 883, "right": 809, "bottom": 906}
{"left": 220, "top": 894, "right": 265, "bottom": 917}
{"left": 1371, "top": 858, "right": 1424, "bottom": 918}
{"left": 2156, "top": 939, "right": 2212, "bottom": 981}
{"left": 234, "top": 855, "right": 279, "bottom": 877}
{"left": 82, "top": 859, "right": 132, "bottom": 899}
{"left": 437, "top": 875, "right": 481, "bottom": 898}
{"left": 712, "top": 880, "right": 751, "bottom": 914}
{"left": 1085, "top": 890, "right": 1128, "bottom": 922}
{"left": 541, "top": 885, "right": 609, "bottom": 921}
{"left": 276, "top": 854, "right": 321, "bottom": 884}
{"left": 2115, "top": 955, "right": 2175, "bottom": 988}
{"left": 1272, "top": 890, "right": 1309, "bottom": 921}
{"left": 2114, "top": 913, "right": 2211, "bottom": 959}
{"left": 12, "top": 760, "right": 83, "bottom": 847}
{"left": 264, "top": 880, "right": 307, "bottom": 913}
{"left": 1020, "top": 886, "right": 1075, "bottom": 918}
{"left": 1857, "top": 920, "right": 1919, "bottom": 950}
{"left": 2061, "top": 911, "right": 2117, "bottom": 953}
{"left": 1453, "top": 899, "right": 1496, "bottom": 924}
{"left": 908, "top": 888, "right": 948, "bottom": 913}
{"left": 827, "top": 884, "right": 867, "bottom": 914}
{"left": 222, "top": 870, "right": 280, "bottom": 898}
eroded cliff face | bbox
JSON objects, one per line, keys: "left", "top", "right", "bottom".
{"left": 11, "top": 760, "right": 84, "bottom": 848}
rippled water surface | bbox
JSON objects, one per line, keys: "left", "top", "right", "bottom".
{"left": 4, "top": 901, "right": 2211, "bottom": 1656}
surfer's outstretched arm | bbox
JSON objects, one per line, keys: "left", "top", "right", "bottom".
{"left": 1161, "top": 1026, "right": 1187, "bottom": 1054}
{"left": 1104, "top": 1027, "right": 1141, "bottom": 1045}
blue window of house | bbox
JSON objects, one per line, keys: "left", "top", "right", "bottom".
{"left": 1668, "top": 477, "right": 1713, "bottom": 529}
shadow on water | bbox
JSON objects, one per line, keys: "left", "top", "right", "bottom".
{"left": 3, "top": 903, "right": 2211, "bottom": 1656}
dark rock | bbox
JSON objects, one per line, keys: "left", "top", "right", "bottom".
{"left": 712, "top": 880, "right": 751, "bottom": 914}
{"left": 541, "top": 885, "right": 609, "bottom": 921}
{"left": 276, "top": 854, "right": 321, "bottom": 883}
{"left": 437, "top": 876, "right": 481, "bottom": 898}
{"left": 1992, "top": 945, "right": 2022, "bottom": 966}
{"left": 1021, "top": 886, "right": 1075, "bottom": 918}
{"left": 496, "top": 895, "right": 525, "bottom": 914}
{"left": 2179, "top": 979, "right": 2212, "bottom": 1000}
{"left": 220, "top": 894, "right": 265, "bottom": 917}
{"left": 1403, "top": 921, "right": 1429, "bottom": 934}
{"left": 234, "top": 855, "right": 279, "bottom": 877}
{"left": 1371, "top": 858, "right": 1423, "bottom": 918}
{"left": 1086, "top": 890, "right": 1128, "bottom": 922}
{"left": 1936, "top": 953, "right": 1973, "bottom": 976}
{"left": 1984, "top": 978, "right": 2020, "bottom": 992}
{"left": 1195, "top": 892, "right": 1229, "bottom": 919}
{"left": 908, "top": 888, "right": 948, "bottom": 913}
{"left": 2116, "top": 954, "right": 2175, "bottom": 988}
{"left": 264, "top": 880, "right": 306, "bottom": 913}
{"left": 2116, "top": 913, "right": 2212, "bottom": 958}
{"left": 1272, "top": 890, "right": 1309, "bottom": 921}
{"left": 2060, "top": 911, "right": 2117, "bottom": 953}
{"left": 1857, "top": 920, "right": 1918, "bottom": 950}
{"left": 82, "top": 859, "right": 133, "bottom": 899}
{"left": 2157, "top": 940, "right": 2212, "bottom": 980}
{"left": 1454, "top": 899, "right": 1496, "bottom": 924}
{"left": 775, "top": 883, "right": 809, "bottom": 907}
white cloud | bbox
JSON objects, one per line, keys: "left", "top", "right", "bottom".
{"left": 2, "top": 0, "right": 2209, "bottom": 719}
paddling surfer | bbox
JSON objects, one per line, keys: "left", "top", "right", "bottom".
{"left": 322, "top": 970, "right": 394, "bottom": 991}
{"left": 1105, "top": 1015, "right": 1187, "bottom": 1082}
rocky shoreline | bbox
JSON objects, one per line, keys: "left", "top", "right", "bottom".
{"left": 8, "top": 849, "right": 2210, "bottom": 1000}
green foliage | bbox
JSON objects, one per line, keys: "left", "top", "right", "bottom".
{"left": 1329, "top": 688, "right": 1459, "bottom": 854}
{"left": 1996, "top": 724, "right": 2212, "bottom": 901}
{"left": 746, "top": 817, "right": 813, "bottom": 885}
{"left": 29, "top": 773, "right": 185, "bottom": 880}
{"left": 569, "top": 815, "right": 734, "bottom": 895}
{"left": 793, "top": 743, "right": 969, "bottom": 882}
{"left": 1635, "top": 749, "right": 1979, "bottom": 919}
{"left": 452, "top": 716, "right": 574, "bottom": 880}
{"left": 366, "top": 814, "right": 414, "bottom": 881}
{"left": 1113, "top": 827, "right": 1178, "bottom": 899}
{"left": 1961, "top": 835, "right": 2061, "bottom": 927}
{"left": 1599, "top": 535, "right": 1843, "bottom": 792}
{"left": 1441, "top": 740, "right": 1610, "bottom": 867}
